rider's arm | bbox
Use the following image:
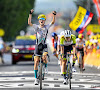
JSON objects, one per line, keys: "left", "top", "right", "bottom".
{"left": 57, "top": 36, "right": 60, "bottom": 53}
{"left": 72, "top": 45, "right": 76, "bottom": 55}
{"left": 61, "top": 46, "right": 64, "bottom": 55}
{"left": 72, "top": 35, "right": 76, "bottom": 55}
{"left": 51, "top": 37, "right": 55, "bottom": 51}
{"left": 51, "top": 11, "right": 56, "bottom": 24}
{"left": 28, "top": 9, "right": 34, "bottom": 26}
{"left": 60, "top": 37, "right": 64, "bottom": 56}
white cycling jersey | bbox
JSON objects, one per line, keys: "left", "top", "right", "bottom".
{"left": 32, "top": 23, "right": 52, "bottom": 44}
{"left": 76, "top": 38, "right": 85, "bottom": 49}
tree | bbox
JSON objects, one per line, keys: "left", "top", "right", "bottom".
{"left": 0, "top": 0, "right": 35, "bottom": 41}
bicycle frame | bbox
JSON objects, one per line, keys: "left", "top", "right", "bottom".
{"left": 66, "top": 53, "right": 73, "bottom": 89}
{"left": 37, "top": 56, "right": 45, "bottom": 90}
{"left": 79, "top": 51, "right": 83, "bottom": 73}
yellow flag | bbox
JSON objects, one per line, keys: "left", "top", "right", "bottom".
{"left": 69, "top": 6, "right": 87, "bottom": 31}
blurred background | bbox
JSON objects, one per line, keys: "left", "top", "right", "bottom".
{"left": 0, "top": 0, "right": 100, "bottom": 65}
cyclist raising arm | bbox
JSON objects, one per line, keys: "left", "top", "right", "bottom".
{"left": 60, "top": 30, "right": 76, "bottom": 84}
{"left": 28, "top": 9, "right": 56, "bottom": 85}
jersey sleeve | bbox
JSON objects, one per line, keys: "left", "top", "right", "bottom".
{"left": 32, "top": 24, "right": 38, "bottom": 32}
{"left": 60, "top": 37, "right": 64, "bottom": 46}
{"left": 71, "top": 35, "right": 76, "bottom": 44}
{"left": 57, "top": 36, "right": 60, "bottom": 45}
{"left": 51, "top": 37, "right": 54, "bottom": 47}
{"left": 46, "top": 23, "right": 53, "bottom": 29}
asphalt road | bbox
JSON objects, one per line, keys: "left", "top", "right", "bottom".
{"left": 0, "top": 52, "right": 100, "bottom": 90}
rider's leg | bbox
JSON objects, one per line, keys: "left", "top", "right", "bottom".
{"left": 34, "top": 56, "right": 39, "bottom": 79}
{"left": 42, "top": 52, "right": 48, "bottom": 73}
{"left": 53, "top": 50, "right": 58, "bottom": 59}
{"left": 62, "top": 58, "right": 67, "bottom": 79}
{"left": 42, "top": 55, "right": 48, "bottom": 67}
{"left": 60, "top": 55, "right": 62, "bottom": 74}
{"left": 82, "top": 51, "right": 85, "bottom": 70}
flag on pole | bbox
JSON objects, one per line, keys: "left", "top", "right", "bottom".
{"left": 69, "top": 6, "right": 93, "bottom": 33}
{"left": 93, "top": 0, "right": 100, "bottom": 24}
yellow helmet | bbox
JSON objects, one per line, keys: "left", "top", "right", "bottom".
{"left": 78, "top": 34, "right": 84, "bottom": 39}
{"left": 38, "top": 14, "right": 46, "bottom": 20}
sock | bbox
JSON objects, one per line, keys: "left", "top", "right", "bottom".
{"left": 34, "top": 70, "right": 38, "bottom": 78}
{"left": 72, "top": 61, "right": 75, "bottom": 67}
{"left": 63, "top": 74, "right": 66, "bottom": 79}
{"left": 44, "top": 63, "right": 47, "bottom": 68}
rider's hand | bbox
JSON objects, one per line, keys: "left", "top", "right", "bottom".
{"left": 52, "top": 11, "right": 57, "bottom": 15}
{"left": 30, "top": 9, "right": 34, "bottom": 14}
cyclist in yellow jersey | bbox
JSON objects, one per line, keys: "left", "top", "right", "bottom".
{"left": 60, "top": 30, "right": 76, "bottom": 84}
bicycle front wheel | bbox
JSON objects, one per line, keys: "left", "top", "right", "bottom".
{"left": 79, "top": 54, "right": 83, "bottom": 73}
{"left": 69, "top": 63, "right": 71, "bottom": 89}
{"left": 40, "top": 61, "right": 43, "bottom": 90}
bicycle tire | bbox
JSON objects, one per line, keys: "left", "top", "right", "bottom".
{"left": 40, "top": 58, "right": 43, "bottom": 90}
{"left": 79, "top": 53, "right": 83, "bottom": 73}
{"left": 42, "top": 64, "right": 45, "bottom": 80}
{"left": 69, "top": 63, "right": 71, "bottom": 89}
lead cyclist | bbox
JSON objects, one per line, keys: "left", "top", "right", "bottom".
{"left": 28, "top": 9, "right": 56, "bottom": 85}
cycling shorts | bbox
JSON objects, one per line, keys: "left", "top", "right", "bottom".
{"left": 63, "top": 45, "right": 73, "bottom": 59}
{"left": 54, "top": 42, "right": 57, "bottom": 50}
{"left": 76, "top": 48, "right": 84, "bottom": 56}
{"left": 34, "top": 44, "right": 48, "bottom": 56}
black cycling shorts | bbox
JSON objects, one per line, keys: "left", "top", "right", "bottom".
{"left": 63, "top": 45, "right": 73, "bottom": 58}
{"left": 34, "top": 44, "right": 47, "bottom": 56}
{"left": 76, "top": 48, "right": 84, "bottom": 56}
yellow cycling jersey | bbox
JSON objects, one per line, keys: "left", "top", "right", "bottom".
{"left": 60, "top": 34, "right": 76, "bottom": 46}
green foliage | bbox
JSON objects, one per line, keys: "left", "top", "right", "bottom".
{"left": 0, "top": 0, "right": 35, "bottom": 41}
{"left": 74, "top": 0, "right": 98, "bottom": 24}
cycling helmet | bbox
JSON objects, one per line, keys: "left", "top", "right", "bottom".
{"left": 78, "top": 34, "right": 84, "bottom": 39}
{"left": 38, "top": 14, "right": 46, "bottom": 20}
{"left": 64, "top": 30, "right": 71, "bottom": 37}
{"left": 52, "top": 32, "right": 57, "bottom": 37}
{"left": 60, "top": 31, "right": 65, "bottom": 37}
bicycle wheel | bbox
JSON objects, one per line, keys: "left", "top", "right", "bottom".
{"left": 79, "top": 53, "right": 83, "bottom": 73}
{"left": 40, "top": 58, "right": 43, "bottom": 90}
{"left": 69, "top": 63, "right": 71, "bottom": 89}
{"left": 42, "top": 64, "right": 45, "bottom": 80}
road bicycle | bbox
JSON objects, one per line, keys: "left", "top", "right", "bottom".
{"left": 66, "top": 53, "right": 74, "bottom": 89}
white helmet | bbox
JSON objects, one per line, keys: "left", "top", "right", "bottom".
{"left": 60, "top": 31, "right": 65, "bottom": 36}
{"left": 64, "top": 30, "right": 71, "bottom": 37}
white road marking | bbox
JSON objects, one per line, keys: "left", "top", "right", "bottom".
{"left": 0, "top": 71, "right": 100, "bottom": 76}
{"left": 0, "top": 71, "right": 99, "bottom": 89}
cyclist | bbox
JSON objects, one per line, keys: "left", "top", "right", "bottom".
{"left": 60, "top": 30, "right": 76, "bottom": 84}
{"left": 51, "top": 31, "right": 64, "bottom": 74}
{"left": 51, "top": 32, "right": 61, "bottom": 63}
{"left": 28, "top": 9, "right": 56, "bottom": 85}
{"left": 51, "top": 32, "right": 59, "bottom": 58}
{"left": 76, "top": 34, "right": 86, "bottom": 71}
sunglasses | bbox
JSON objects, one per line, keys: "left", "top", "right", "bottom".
{"left": 66, "top": 37, "right": 70, "bottom": 39}
{"left": 39, "top": 18, "right": 45, "bottom": 20}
